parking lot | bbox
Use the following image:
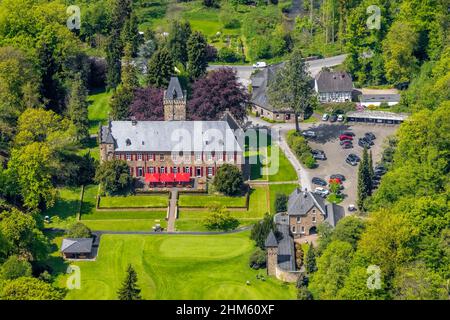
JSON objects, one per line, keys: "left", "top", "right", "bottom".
{"left": 301, "top": 122, "right": 399, "bottom": 212}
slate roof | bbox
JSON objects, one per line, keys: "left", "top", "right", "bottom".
{"left": 250, "top": 63, "right": 289, "bottom": 112}
{"left": 165, "top": 77, "right": 184, "bottom": 100}
{"left": 315, "top": 70, "right": 353, "bottom": 93}
{"left": 287, "top": 190, "right": 343, "bottom": 227}
{"left": 265, "top": 230, "right": 278, "bottom": 247}
{"left": 61, "top": 238, "right": 93, "bottom": 254}
{"left": 347, "top": 110, "right": 409, "bottom": 121}
{"left": 100, "top": 125, "right": 115, "bottom": 144}
{"left": 101, "top": 121, "right": 242, "bottom": 153}
{"left": 360, "top": 94, "right": 401, "bottom": 103}
{"left": 276, "top": 224, "right": 296, "bottom": 271}
{"left": 288, "top": 189, "right": 326, "bottom": 216}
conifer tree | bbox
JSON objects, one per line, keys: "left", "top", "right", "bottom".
{"left": 117, "top": 264, "right": 142, "bottom": 300}
{"left": 187, "top": 31, "right": 208, "bottom": 80}
{"left": 305, "top": 243, "right": 317, "bottom": 274}
{"left": 357, "top": 147, "right": 371, "bottom": 211}
{"left": 146, "top": 46, "right": 174, "bottom": 88}
{"left": 67, "top": 73, "right": 89, "bottom": 141}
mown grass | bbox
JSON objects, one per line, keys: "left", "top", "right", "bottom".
{"left": 269, "top": 184, "right": 298, "bottom": 213}
{"left": 55, "top": 232, "right": 296, "bottom": 299}
{"left": 178, "top": 194, "right": 246, "bottom": 208}
{"left": 87, "top": 89, "right": 112, "bottom": 135}
{"left": 99, "top": 194, "right": 169, "bottom": 208}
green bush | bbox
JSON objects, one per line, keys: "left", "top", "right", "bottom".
{"left": 218, "top": 47, "right": 241, "bottom": 63}
{"left": 66, "top": 222, "right": 92, "bottom": 238}
{"left": 0, "top": 256, "right": 32, "bottom": 280}
{"left": 203, "top": 206, "right": 240, "bottom": 231}
{"left": 274, "top": 193, "right": 288, "bottom": 213}
{"left": 213, "top": 164, "right": 244, "bottom": 196}
{"left": 287, "top": 131, "right": 317, "bottom": 168}
{"left": 249, "top": 247, "right": 266, "bottom": 269}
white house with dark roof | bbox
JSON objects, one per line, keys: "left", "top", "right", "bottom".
{"left": 314, "top": 70, "right": 353, "bottom": 103}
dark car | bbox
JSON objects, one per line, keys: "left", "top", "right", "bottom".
{"left": 341, "top": 131, "right": 356, "bottom": 137}
{"left": 346, "top": 156, "right": 358, "bottom": 166}
{"left": 311, "top": 149, "right": 325, "bottom": 155}
{"left": 361, "top": 136, "right": 374, "bottom": 145}
{"left": 330, "top": 114, "right": 338, "bottom": 122}
{"left": 365, "top": 132, "right": 376, "bottom": 140}
{"left": 340, "top": 140, "right": 353, "bottom": 145}
{"left": 348, "top": 153, "right": 361, "bottom": 162}
{"left": 374, "top": 169, "right": 386, "bottom": 176}
{"left": 375, "top": 164, "right": 386, "bottom": 171}
{"left": 312, "top": 177, "right": 327, "bottom": 186}
{"left": 342, "top": 142, "right": 353, "bottom": 149}
{"left": 358, "top": 138, "right": 371, "bottom": 149}
{"left": 330, "top": 174, "right": 346, "bottom": 181}
{"left": 302, "top": 130, "right": 317, "bottom": 138}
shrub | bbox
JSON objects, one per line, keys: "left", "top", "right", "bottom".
{"left": 218, "top": 47, "right": 240, "bottom": 63}
{"left": 0, "top": 256, "right": 32, "bottom": 280}
{"left": 95, "top": 159, "right": 132, "bottom": 195}
{"left": 250, "top": 213, "right": 280, "bottom": 249}
{"left": 249, "top": 247, "right": 266, "bottom": 269}
{"left": 287, "top": 131, "right": 317, "bottom": 168}
{"left": 274, "top": 193, "right": 288, "bottom": 213}
{"left": 66, "top": 222, "right": 92, "bottom": 238}
{"left": 213, "top": 164, "right": 244, "bottom": 196}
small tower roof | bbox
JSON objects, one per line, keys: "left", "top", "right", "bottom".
{"left": 165, "top": 77, "right": 184, "bottom": 99}
{"left": 265, "top": 230, "right": 278, "bottom": 248}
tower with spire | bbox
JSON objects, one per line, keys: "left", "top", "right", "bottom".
{"left": 163, "top": 77, "right": 186, "bottom": 121}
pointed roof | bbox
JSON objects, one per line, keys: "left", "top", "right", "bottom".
{"left": 61, "top": 238, "right": 93, "bottom": 254}
{"left": 315, "top": 70, "right": 353, "bottom": 93}
{"left": 265, "top": 230, "right": 278, "bottom": 248}
{"left": 165, "top": 77, "right": 184, "bottom": 99}
{"left": 288, "top": 189, "right": 326, "bottom": 216}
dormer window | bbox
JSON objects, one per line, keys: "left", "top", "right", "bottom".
{"left": 126, "top": 139, "right": 131, "bottom": 146}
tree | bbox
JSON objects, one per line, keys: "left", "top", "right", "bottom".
{"left": 213, "top": 164, "right": 244, "bottom": 196}
{"left": 95, "top": 159, "right": 132, "bottom": 195}
{"left": 187, "top": 31, "right": 208, "bottom": 80}
{"left": 329, "top": 179, "right": 341, "bottom": 195}
{"left": 167, "top": 20, "right": 192, "bottom": 67}
{"left": 203, "top": 204, "right": 240, "bottom": 231}
{"left": 117, "top": 264, "right": 142, "bottom": 300}
{"left": 357, "top": 147, "right": 371, "bottom": 211}
{"left": 187, "top": 68, "right": 249, "bottom": 122}
{"left": 121, "top": 13, "right": 140, "bottom": 57}
{"left": 0, "top": 255, "right": 32, "bottom": 280}
{"left": 110, "top": 85, "right": 133, "bottom": 120}
{"left": 382, "top": 20, "right": 419, "bottom": 85}
{"left": 249, "top": 247, "right": 266, "bottom": 269}
{"left": 146, "top": 47, "right": 174, "bottom": 88}
{"left": 1, "top": 277, "right": 65, "bottom": 300}
{"left": 66, "top": 222, "right": 92, "bottom": 238}
{"left": 267, "top": 49, "right": 315, "bottom": 132}
{"left": 368, "top": 150, "right": 374, "bottom": 185}
{"left": 295, "top": 243, "right": 304, "bottom": 269}
{"left": 0, "top": 208, "right": 49, "bottom": 261}
{"left": 274, "top": 193, "right": 288, "bottom": 213}
{"left": 67, "top": 73, "right": 89, "bottom": 141}
{"left": 308, "top": 241, "right": 354, "bottom": 299}
{"left": 129, "top": 87, "right": 164, "bottom": 120}
{"left": 121, "top": 44, "right": 139, "bottom": 90}
{"left": 331, "top": 216, "right": 366, "bottom": 249}
{"left": 251, "top": 213, "right": 279, "bottom": 250}
{"left": 305, "top": 243, "right": 317, "bottom": 274}
{"left": 297, "top": 287, "right": 314, "bottom": 300}
{"left": 106, "top": 34, "right": 123, "bottom": 89}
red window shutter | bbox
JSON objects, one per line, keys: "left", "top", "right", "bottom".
{"left": 191, "top": 167, "right": 193, "bottom": 177}
{"left": 201, "top": 167, "right": 204, "bottom": 176}
{"left": 223, "top": 152, "right": 226, "bottom": 161}
{"left": 153, "top": 154, "right": 156, "bottom": 161}
{"left": 212, "top": 167, "right": 215, "bottom": 176}
{"left": 234, "top": 152, "right": 237, "bottom": 162}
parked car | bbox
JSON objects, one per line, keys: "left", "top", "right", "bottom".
{"left": 348, "top": 204, "right": 357, "bottom": 212}
{"left": 358, "top": 138, "right": 371, "bottom": 148}
{"left": 374, "top": 169, "right": 386, "bottom": 176}
{"left": 330, "top": 114, "right": 338, "bottom": 122}
{"left": 313, "top": 153, "right": 327, "bottom": 160}
{"left": 339, "top": 134, "right": 354, "bottom": 141}
{"left": 322, "top": 113, "right": 329, "bottom": 121}
{"left": 302, "top": 130, "right": 316, "bottom": 138}
{"left": 312, "top": 177, "right": 327, "bottom": 186}
{"left": 337, "top": 114, "right": 345, "bottom": 122}
{"left": 341, "top": 131, "right": 355, "bottom": 137}
{"left": 330, "top": 174, "right": 346, "bottom": 181}
{"left": 361, "top": 136, "right": 374, "bottom": 145}
{"left": 314, "top": 187, "right": 330, "bottom": 197}
{"left": 365, "top": 132, "right": 376, "bottom": 140}
{"left": 375, "top": 164, "right": 386, "bottom": 171}
{"left": 312, "top": 149, "right": 325, "bottom": 155}
{"left": 342, "top": 142, "right": 353, "bottom": 149}
{"left": 340, "top": 139, "right": 353, "bottom": 145}
{"left": 348, "top": 153, "right": 361, "bottom": 162}
{"left": 346, "top": 156, "right": 358, "bottom": 166}
{"left": 253, "top": 61, "right": 267, "bottom": 68}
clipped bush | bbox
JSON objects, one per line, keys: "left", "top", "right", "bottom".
{"left": 249, "top": 247, "right": 266, "bottom": 269}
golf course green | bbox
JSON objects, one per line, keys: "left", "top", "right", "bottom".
{"left": 58, "top": 232, "right": 296, "bottom": 300}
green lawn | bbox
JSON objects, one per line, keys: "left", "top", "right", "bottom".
{"left": 268, "top": 145, "right": 298, "bottom": 182}
{"left": 99, "top": 194, "right": 169, "bottom": 208}
{"left": 269, "top": 184, "right": 298, "bottom": 213}
{"left": 44, "top": 187, "right": 81, "bottom": 229}
{"left": 176, "top": 187, "right": 268, "bottom": 231}
{"left": 55, "top": 232, "right": 296, "bottom": 300}
{"left": 87, "top": 89, "right": 112, "bottom": 135}
{"left": 81, "top": 219, "right": 165, "bottom": 232}
{"left": 178, "top": 194, "right": 246, "bottom": 208}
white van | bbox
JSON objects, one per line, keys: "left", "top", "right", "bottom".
{"left": 252, "top": 61, "right": 267, "bottom": 68}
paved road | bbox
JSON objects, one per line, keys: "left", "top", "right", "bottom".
{"left": 166, "top": 189, "right": 178, "bottom": 232}
{"left": 207, "top": 54, "right": 347, "bottom": 86}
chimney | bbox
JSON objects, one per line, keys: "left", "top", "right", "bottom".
{"left": 303, "top": 187, "right": 308, "bottom": 198}
{"left": 131, "top": 116, "right": 137, "bottom": 126}
{"left": 296, "top": 187, "right": 301, "bottom": 194}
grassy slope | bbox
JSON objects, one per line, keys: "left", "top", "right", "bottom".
{"left": 57, "top": 232, "right": 296, "bottom": 300}
{"left": 87, "top": 89, "right": 112, "bottom": 135}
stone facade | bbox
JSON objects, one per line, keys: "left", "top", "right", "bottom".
{"left": 251, "top": 105, "right": 297, "bottom": 123}
{"left": 289, "top": 205, "right": 325, "bottom": 238}
{"left": 266, "top": 247, "right": 278, "bottom": 276}
{"left": 163, "top": 97, "right": 186, "bottom": 121}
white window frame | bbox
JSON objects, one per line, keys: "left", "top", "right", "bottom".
{"left": 207, "top": 167, "right": 213, "bottom": 176}
{"left": 185, "top": 167, "right": 190, "bottom": 174}
{"left": 126, "top": 153, "right": 131, "bottom": 161}
{"left": 137, "top": 153, "right": 143, "bottom": 161}
{"left": 296, "top": 216, "right": 301, "bottom": 223}
{"left": 195, "top": 152, "right": 202, "bottom": 162}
